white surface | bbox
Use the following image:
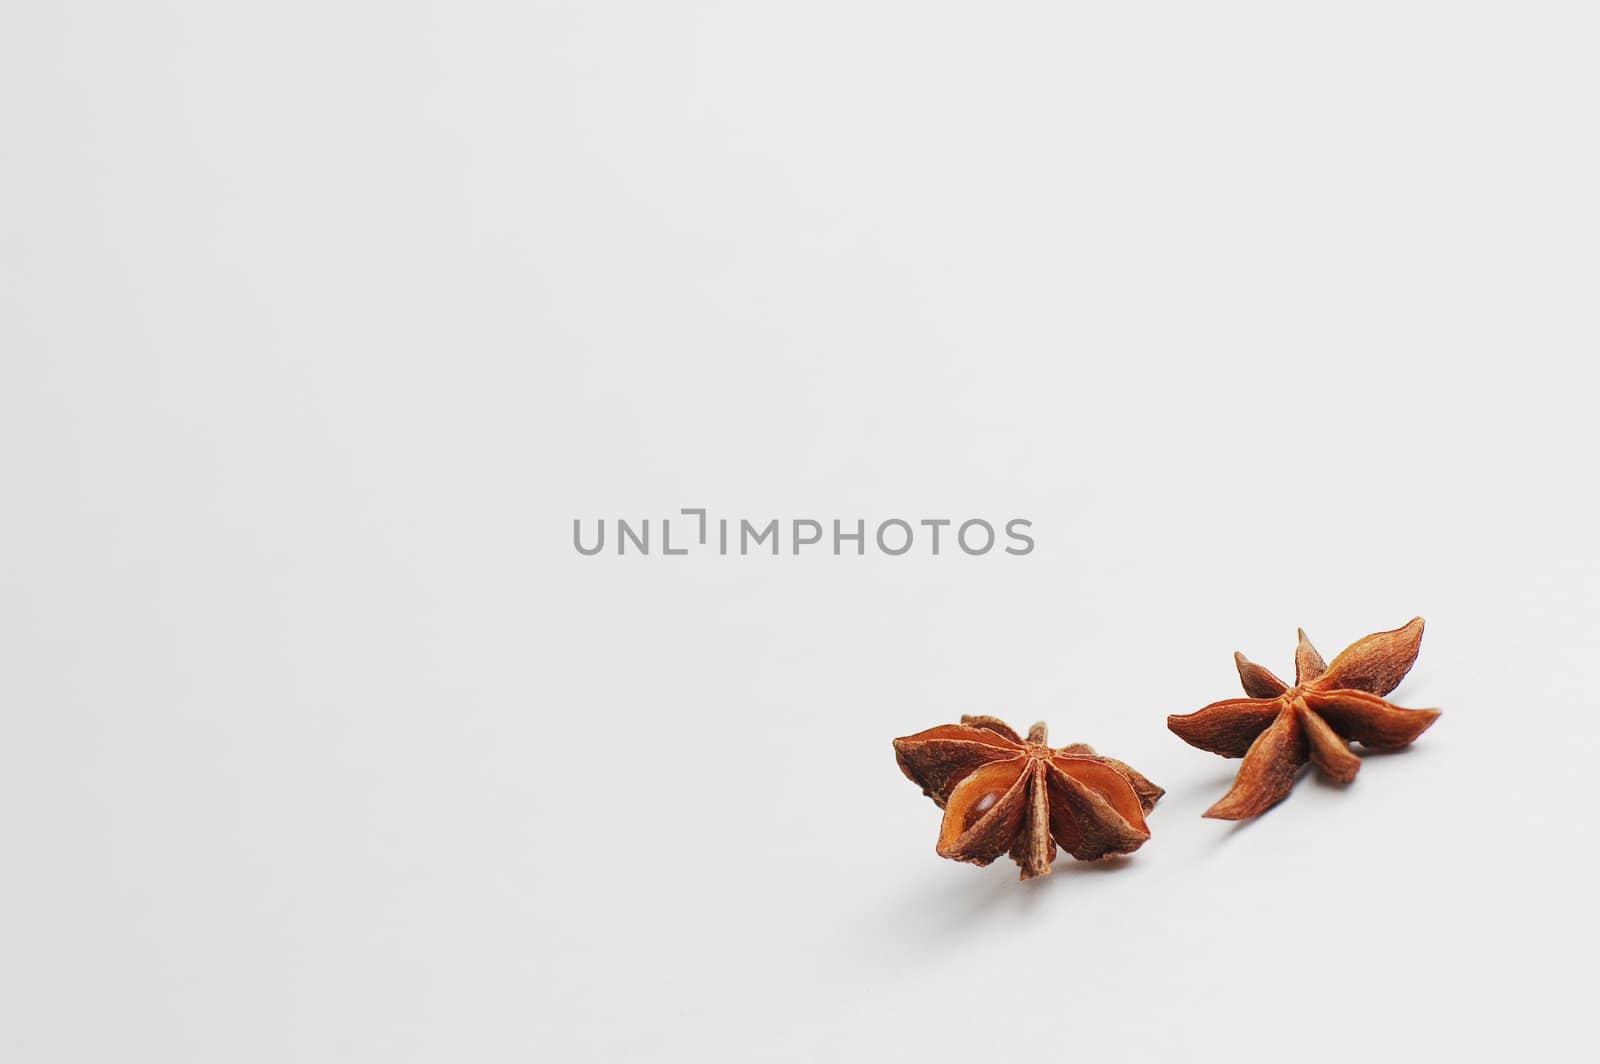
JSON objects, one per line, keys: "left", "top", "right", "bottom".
{"left": 4, "top": 4, "right": 1598, "bottom": 1061}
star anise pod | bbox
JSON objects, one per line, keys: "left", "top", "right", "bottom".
{"left": 893, "top": 715, "right": 1163, "bottom": 880}
{"left": 1167, "top": 617, "right": 1441, "bottom": 820}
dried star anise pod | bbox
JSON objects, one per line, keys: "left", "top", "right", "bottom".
{"left": 1167, "top": 617, "right": 1441, "bottom": 820}
{"left": 893, "top": 715, "right": 1163, "bottom": 880}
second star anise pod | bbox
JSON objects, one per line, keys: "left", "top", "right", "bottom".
{"left": 1167, "top": 617, "right": 1441, "bottom": 820}
{"left": 893, "top": 715, "right": 1163, "bottom": 880}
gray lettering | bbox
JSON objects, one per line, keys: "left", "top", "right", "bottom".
{"left": 1005, "top": 518, "right": 1035, "bottom": 556}
{"left": 618, "top": 519, "right": 649, "bottom": 555}
{"left": 741, "top": 519, "right": 778, "bottom": 555}
{"left": 877, "top": 519, "right": 913, "bottom": 555}
{"left": 573, "top": 519, "right": 605, "bottom": 555}
{"left": 572, "top": 512, "right": 1031, "bottom": 559}
{"left": 958, "top": 519, "right": 995, "bottom": 555}
{"left": 793, "top": 519, "right": 822, "bottom": 554}
{"left": 681, "top": 507, "right": 707, "bottom": 544}
{"left": 834, "top": 519, "right": 865, "bottom": 555}
{"left": 662, "top": 519, "right": 687, "bottom": 555}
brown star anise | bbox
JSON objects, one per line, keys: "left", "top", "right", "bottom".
{"left": 893, "top": 715, "right": 1163, "bottom": 879}
{"left": 1167, "top": 617, "right": 1441, "bottom": 820}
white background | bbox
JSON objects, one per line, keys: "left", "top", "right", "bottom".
{"left": 4, "top": 3, "right": 1598, "bottom": 1061}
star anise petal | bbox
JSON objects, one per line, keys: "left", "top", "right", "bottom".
{"left": 1100, "top": 758, "right": 1165, "bottom": 813}
{"left": 1298, "top": 701, "right": 1360, "bottom": 783}
{"left": 1294, "top": 628, "right": 1327, "bottom": 685}
{"left": 1202, "top": 708, "right": 1308, "bottom": 820}
{"left": 958, "top": 714, "right": 1024, "bottom": 743}
{"left": 1166, "top": 698, "right": 1282, "bottom": 757}
{"left": 893, "top": 724, "right": 1023, "bottom": 806}
{"left": 1302, "top": 688, "right": 1440, "bottom": 750}
{"left": 1313, "top": 617, "right": 1425, "bottom": 696}
{"left": 1008, "top": 762, "right": 1055, "bottom": 879}
{"left": 1049, "top": 758, "right": 1152, "bottom": 857}
{"left": 1055, "top": 743, "right": 1165, "bottom": 812}
{"left": 1054, "top": 757, "right": 1150, "bottom": 833}
{"left": 1234, "top": 652, "right": 1288, "bottom": 699}
{"left": 936, "top": 758, "right": 1031, "bottom": 865}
